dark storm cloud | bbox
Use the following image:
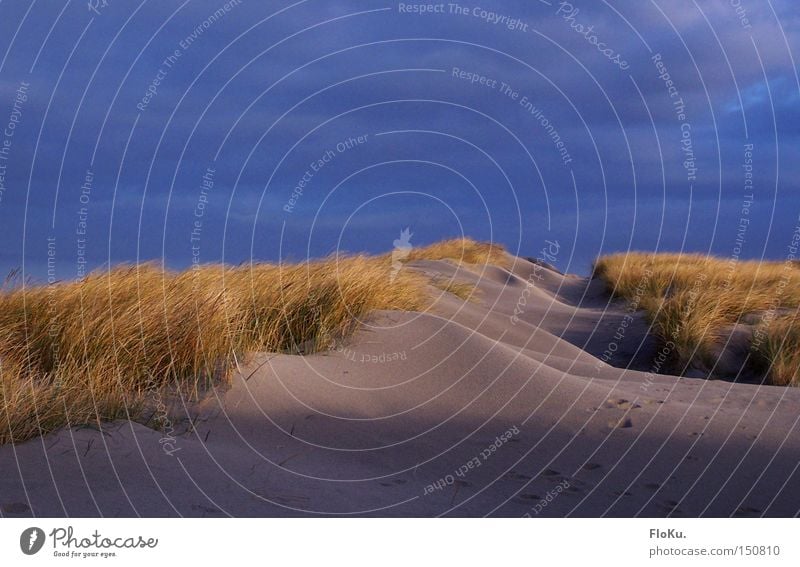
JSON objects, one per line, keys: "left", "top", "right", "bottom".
{"left": 0, "top": 0, "right": 797, "bottom": 278}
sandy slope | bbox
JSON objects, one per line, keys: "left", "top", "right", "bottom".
{"left": 2, "top": 255, "right": 799, "bottom": 517}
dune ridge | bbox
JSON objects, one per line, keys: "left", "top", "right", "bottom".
{"left": 1, "top": 249, "right": 799, "bottom": 517}
{"left": 0, "top": 239, "right": 504, "bottom": 444}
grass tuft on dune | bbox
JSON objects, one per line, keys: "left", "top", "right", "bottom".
{"left": 403, "top": 238, "right": 509, "bottom": 267}
{"left": 0, "top": 238, "right": 504, "bottom": 444}
{"left": 593, "top": 252, "right": 800, "bottom": 386}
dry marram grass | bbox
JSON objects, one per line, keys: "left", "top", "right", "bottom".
{"left": 593, "top": 252, "right": 800, "bottom": 385}
{"left": 403, "top": 238, "right": 509, "bottom": 267}
{"left": 0, "top": 238, "right": 505, "bottom": 443}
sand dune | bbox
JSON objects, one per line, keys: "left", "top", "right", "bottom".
{"left": 2, "top": 254, "right": 799, "bottom": 517}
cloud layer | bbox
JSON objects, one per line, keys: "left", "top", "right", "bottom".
{"left": 0, "top": 0, "right": 797, "bottom": 277}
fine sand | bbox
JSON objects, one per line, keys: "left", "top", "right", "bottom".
{"left": 2, "top": 254, "right": 799, "bottom": 517}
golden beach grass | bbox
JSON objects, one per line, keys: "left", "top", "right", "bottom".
{"left": 0, "top": 238, "right": 504, "bottom": 444}
{"left": 593, "top": 252, "right": 800, "bottom": 385}
{"left": 403, "top": 238, "right": 509, "bottom": 267}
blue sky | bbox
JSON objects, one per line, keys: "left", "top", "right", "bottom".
{"left": 0, "top": 0, "right": 798, "bottom": 278}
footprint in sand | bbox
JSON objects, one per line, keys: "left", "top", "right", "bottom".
{"left": 1, "top": 502, "right": 30, "bottom": 514}
{"left": 658, "top": 499, "right": 680, "bottom": 511}
{"left": 656, "top": 500, "right": 684, "bottom": 515}
{"left": 538, "top": 471, "right": 570, "bottom": 484}
{"left": 608, "top": 417, "right": 633, "bottom": 429}
{"left": 605, "top": 398, "right": 641, "bottom": 410}
{"left": 192, "top": 504, "right": 223, "bottom": 516}
{"left": 506, "top": 471, "right": 532, "bottom": 481}
{"left": 519, "top": 493, "right": 541, "bottom": 500}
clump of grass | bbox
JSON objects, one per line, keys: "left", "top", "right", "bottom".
{"left": 403, "top": 238, "right": 509, "bottom": 267}
{"left": 752, "top": 314, "right": 800, "bottom": 386}
{"left": 0, "top": 238, "right": 505, "bottom": 444}
{"left": 431, "top": 279, "right": 479, "bottom": 302}
{"left": 593, "top": 252, "right": 800, "bottom": 385}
